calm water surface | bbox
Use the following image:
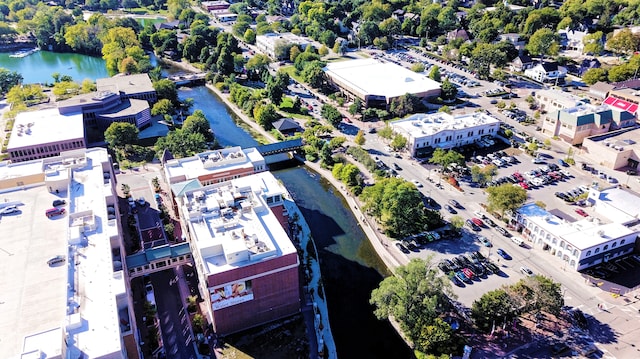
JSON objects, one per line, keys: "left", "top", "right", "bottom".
{"left": 0, "top": 51, "right": 109, "bottom": 84}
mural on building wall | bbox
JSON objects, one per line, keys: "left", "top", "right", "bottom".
{"left": 211, "top": 280, "right": 254, "bottom": 310}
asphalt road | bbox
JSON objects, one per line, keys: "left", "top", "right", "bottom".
{"left": 151, "top": 269, "right": 197, "bottom": 359}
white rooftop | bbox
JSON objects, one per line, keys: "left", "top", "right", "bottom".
{"left": 164, "top": 147, "right": 265, "bottom": 184}
{"left": 518, "top": 203, "right": 632, "bottom": 251}
{"left": 7, "top": 108, "right": 84, "bottom": 150}
{"left": 589, "top": 187, "right": 640, "bottom": 225}
{"left": 323, "top": 58, "right": 441, "bottom": 99}
{"left": 181, "top": 171, "right": 296, "bottom": 276}
{"left": 391, "top": 112, "right": 500, "bottom": 138}
{"left": 537, "top": 89, "right": 587, "bottom": 109}
{"left": 0, "top": 148, "right": 124, "bottom": 358}
{"left": 165, "top": 146, "right": 266, "bottom": 183}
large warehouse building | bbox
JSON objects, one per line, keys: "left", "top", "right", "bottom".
{"left": 323, "top": 58, "right": 441, "bottom": 108}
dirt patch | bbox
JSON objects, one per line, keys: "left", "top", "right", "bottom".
{"left": 217, "top": 314, "right": 309, "bottom": 359}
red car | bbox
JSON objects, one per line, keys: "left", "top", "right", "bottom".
{"left": 461, "top": 267, "right": 475, "bottom": 279}
{"left": 575, "top": 209, "right": 589, "bottom": 217}
{"left": 471, "top": 217, "right": 485, "bottom": 227}
{"left": 519, "top": 182, "right": 529, "bottom": 190}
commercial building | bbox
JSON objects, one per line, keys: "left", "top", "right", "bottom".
{"left": 58, "top": 73, "right": 156, "bottom": 130}
{"left": 541, "top": 103, "right": 636, "bottom": 145}
{"left": 163, "top": 147, "right": 267, "bottom": 185}
{"left": 535, "top": 89, "right": 588, "bottom": 112}
{"left": 255, "top": 33, "right": 310, "bottom": 59}
{"left": 390, "top": 112, "right": 501, "bottom": 157}
{"left": 7, "top": 108, "right": 85, "bottom": 163}
{"left": 603, "top": 88, "right": 640, "bottom": 116}
{"left": 176, "top": 171, "right": 300, "bottom": 334}
{"left": 0, "top": 148, "right": 137, "bottom": 358}
{"left": 582, "top": 128, "right": 640, "bottom": 170}
{"left": 201, "top": 0, "right": 230, "bottom": 11}
{"left": 323, "top": 58, "right": 441, "bottom": 108}
{"left": 514, "top": 203, "right": 637, "bottom": 271}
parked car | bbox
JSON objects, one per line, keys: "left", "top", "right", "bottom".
{"left": 395, "top": 242, "right": 410, "bottom": 254}
{"left": 496, "top": 226, "right": 511, "bottom": 237}
{"left": 471, "top": 217, "right": 485, "bottom": 227}
{"left": 466, "top": 219, "right": 481, "bottom": 231}
{"left": 444, "top": 204, "right": 457, "bottom": 214}
{"left": 449, "top": 199, "right": 462, "bottom": 208}
{"left": 496, "top": 248, "right": 511, "bottom": 260}
{"left": 45, "top": 207, "right": 66, "bottom": 218}
{"left": 47, "top": 255, "right": 66, "bottom": 266}
{"left": 575, "top": 208, "right": 589, "bottom": 217}
{"left": 478, "top": 236, "right": 492, "bottom": 247}
{"left": 520, "top": 266, "right": 534, "bottom": 276}
{"left": 52, "top": 199, "right": 66, "bottom": 207}
{"left": 558, "top": 159, "right": 569, "bottom": 167}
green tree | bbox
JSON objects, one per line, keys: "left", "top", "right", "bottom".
{"left": 244, "top": 28, "right": 256, "bottom": 44}
{"left": 321, "top": 104, "right": 342, "bottom": 127}
{"left": 429, "top": 66, "right": 441, "bottom": 82}
{"left": 429, "top": 148, "right": 465, "bottom": 169}
{"left": 390, "top": 134, "right": 407, "bottom": 151}
{"left": 266, "top": 71, "right": 290, "bottom": 105}
{"left": 526, "top": 28, "right": 560, "bottom": 62}
{"left": 348, "top": 98, "right": 362, "bottom": 116}
{"left": 153, "top": 79, "right": 179, "bottom": 105}
{"left": 354, "top": 130, "right": 366, "bottom": 145}
{"left": 389, "top": 93, "right": 420, "bottom": 117}
{"left": 182, "top": 110, "right": 214, "bottom": 142}
{"left": 102, "top": 27, "right": 146, "bottom": 76}
{"left": 411, "top": 62, "right": 425, "bottom": 73}
{"left": 370, "top": 258, "right": 457, "bottom": 354}
{"left": 152, "top": 99, "right": 175, "bottom": 117}
{"left": 377, "top": 124, "right": 394, "bottom": 139}
{"left": 470, "top": 165, "right": 498, "bottom": 187}
{"left": 471, "top": 289, "right": 516, "bottom": 332}
{"left": 154, "top": 129, "right": 206, "bottom": 158}
{"left": 485, "top": 183, "right": 527, "bottom": 217}
{"left": 254, "top": 103, "right": 280, "bottom": 129}
{"left": 606, "top": 29, "right": 640, "bottom": 55}
{"left": 104, "top": 122, "right": 139, "bottom": 148}
{"left": 0, "top": 68, "right": 23, "bottom": 95}
{"left": 360, "top": 178, "right": 433, "bottom": 237}
{"left": 440, "top": 78, "right": 458, "bottom": 101}
{"left": 582, "top": 68, "right": 608, "bottom": 85}
{"left": 582, "top": 31, "right": 604, "bottom": 55}
{"left": 449, "top": 215, "right": 464, "bottom": 233}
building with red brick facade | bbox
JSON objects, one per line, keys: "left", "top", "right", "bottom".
{"left": 177, "top": 171, "right": 299, "bottom": 334}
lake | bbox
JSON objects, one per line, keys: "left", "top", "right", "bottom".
{"left": 0, "top": 50, "right": 109, "bottom": 84}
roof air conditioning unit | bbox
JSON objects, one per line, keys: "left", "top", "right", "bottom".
{"left": 597, "top": 230, "right": 605, "bottom": 237}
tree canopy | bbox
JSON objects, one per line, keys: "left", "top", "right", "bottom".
{"left": 182, "top": 110, "right": 214, "bottom": 142}
{"left": 370, "top": 258, "right": 460, "bottom": 355}
{"left": 429, "top": 148, "right": 465, "bottom": 169}
{"left": 485, "top": 183, "right": 527, "bottom": 216}
{"left": 104, "top": 122, "right": 139, "bottom": 148}
{"left": 360, "top": 177, "right": 443, "bottom": 238}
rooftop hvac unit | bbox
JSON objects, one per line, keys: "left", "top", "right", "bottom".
{"left": 597, "top": 230, "right": 605, "bottom": 237}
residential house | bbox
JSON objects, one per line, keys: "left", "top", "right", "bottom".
{"left": 524, "top": 62, "right": 567, "bottom": 83}
{"left": 498, "top": 33, "right": 525, "bottom": 52}
{"left": 510, "top": 54, "right": 534, "bottom": 72}
{"left": 558, "top": 27, "right": 588, "bottom": 52}
{"left": 447, "top": 29, "right": 470, "bottom": 43}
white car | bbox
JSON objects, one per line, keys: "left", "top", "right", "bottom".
{"left": 412, "top": 180, "right": 423, "bottom": 188}
{"left": 531, "top": 178, "right": 544, "bottom": 187}
{"left": 502, "top": 156, "right": 513, "bottom": 163}
{"left": 492, "top": 159, "right": 504, "bottom": 167}
{"left": 520, "top": 266, "right": 534, "bottom": 276}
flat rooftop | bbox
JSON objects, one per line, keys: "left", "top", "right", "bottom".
{"left": 181, "top": 171, "right": 296, "bottom": 276}
{"left": 392, "top": 112, "right": 500, "bottom": 137}
{"left": 0, "top": 149, "right": 124, "bottom": 358}
{"left": 591, "top": 187, "right": 640, "bottom": 224}
{"left": 164, "top": 147, "right": 265, "bottom": 184}
{"left": 518, "top": 203, "right": 632, "bottom": 250}
{"left": 7, "top": 108, "right": 84, "bottom": 150}
{"left": 323, "top": 58, "right": 441, "bottom": 99}
{"left": 96, "top": 73, "right": 154, "bottom": 96}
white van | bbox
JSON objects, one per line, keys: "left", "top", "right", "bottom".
{"left": 511, "top": 237, "right": 525, "bottom": 247}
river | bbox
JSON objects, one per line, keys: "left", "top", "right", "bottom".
{"left": 8, "top": 51, "right": 412, "bottom": 358}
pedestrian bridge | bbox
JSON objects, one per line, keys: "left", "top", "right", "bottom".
{"left": 125, "top": 242, "right": 193, "bottom": 279}
{"left": 257, "top": 138, "right": 304, "bottom": 164}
